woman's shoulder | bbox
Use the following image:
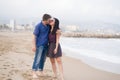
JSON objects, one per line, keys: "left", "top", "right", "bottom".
{"left": 56, "top": 29, "right": 61, "bottom": 34}
{"left": 56, "top": 29, "right": 61, "bottom": 36}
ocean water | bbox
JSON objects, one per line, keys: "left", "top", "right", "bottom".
{"left": 60, "top": 37, "right": 120, "bottom": 74}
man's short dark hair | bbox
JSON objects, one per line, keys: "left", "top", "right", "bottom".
{"left": 42, "top": 14, "right": 51, "bottom": 21}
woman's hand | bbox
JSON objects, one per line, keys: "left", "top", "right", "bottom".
{"left": 54, "top": 48, "right": 57, "bottom": 54}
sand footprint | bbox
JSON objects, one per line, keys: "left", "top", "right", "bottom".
{"left": 9, "top": 71, "right": 14, "bottom": 75}
{"left": 3, "top": 64, "right": 10, "bottom": 67}
{"left": 7, "top": 79, "right": 12, "bottom": 80}
{"left": 3, "top": 67, "right": 7, "bottom": 69}
{"left": 1, "top": 73, "right": 6, "bottom": 75}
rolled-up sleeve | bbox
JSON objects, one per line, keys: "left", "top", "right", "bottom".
{"left": 33, "top": 24, "right": 40, "bottom": 37}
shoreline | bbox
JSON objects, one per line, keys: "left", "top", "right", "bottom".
{"left": 61, "top": 37, "right": 120, "bottom": 75}
{"left": 64, "top": 54, "right": 120, "bottom": 74}
{"left": 62, "top": 56, "right": 120, "bottom": 80}
{"left": 62, "top": 47, "right": 120, "bottom": 74}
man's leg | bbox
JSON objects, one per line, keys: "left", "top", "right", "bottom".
{"left": 39, "top": 46, "right": 48, "bottom": 71}
{"left": 32, "top": 47, "right": 39, "bottom": 78}
{"left": 32, "top": 48, "right": 39, "bottom": 71}
{"left": 32, "top": 46, "right": 44, "bottom": 78}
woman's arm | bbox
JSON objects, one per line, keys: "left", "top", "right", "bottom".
{"left": 54, "top": 29, "right": 61, "bottom": 54}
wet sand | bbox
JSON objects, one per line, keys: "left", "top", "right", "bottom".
{"left": 0, "top": 31, "right": 120, "bottom": 80}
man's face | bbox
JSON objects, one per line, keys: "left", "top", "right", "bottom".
{"left": 45, "top": 18, "right": 51, "bottom": 24}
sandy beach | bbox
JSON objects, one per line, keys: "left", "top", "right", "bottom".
{"left": 0, "top": 31, "right": 120, "bottom": 80}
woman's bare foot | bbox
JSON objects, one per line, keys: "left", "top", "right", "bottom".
{"left": 53, "top": 73, "right": 58, "bottom": 78}
{"left": 60, "top": 74, "right": 64, "bottom": 80}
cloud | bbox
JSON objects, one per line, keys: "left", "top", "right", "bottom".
{"left": 0, "top": 0, "right": 120, "bottom": 24}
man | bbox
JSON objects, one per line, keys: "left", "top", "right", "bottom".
{"left": 32, "top": 14, "right": 51, "bottom": 78}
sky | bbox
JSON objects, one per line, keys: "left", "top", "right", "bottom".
{"left": 0, "top": 0, "right": 120, "bottom": 25}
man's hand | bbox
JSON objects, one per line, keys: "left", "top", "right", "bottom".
{"left": 32, "top": 46, "right": 36, "bottom": 52}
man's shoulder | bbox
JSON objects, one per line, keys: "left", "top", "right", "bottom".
{"left": 36, "top": 22, "right": 42, "bottom": 28}
{"left": 37, "top": 21, "right": 42, "bottom": 25}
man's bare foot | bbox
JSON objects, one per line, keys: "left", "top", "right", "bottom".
{"left": 32, "top": 73, "right": 38, "bottom": 79}
{"left": 36, "top": 71, "right": 45, "bottom": 76}
{"left": 41, "top": 71, "right": 45, "bottom": 76}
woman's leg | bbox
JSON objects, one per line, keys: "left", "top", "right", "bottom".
{"left": 56, "top": 57, "right": 64, "bottom": 80}
{"left": 50, "top": 58, "right": 57, "bottom": 77}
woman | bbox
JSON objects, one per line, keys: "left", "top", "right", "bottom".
{"left": 47, "top": 18, "right": 64, "bottom": 80}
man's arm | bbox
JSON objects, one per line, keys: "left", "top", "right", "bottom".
{"left": 32, "top": 34, "right": 36, "bottom": 52}
{"left": 32, "top": 23, "right": 40, "bottom": 52}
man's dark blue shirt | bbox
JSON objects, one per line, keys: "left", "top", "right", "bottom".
{"left": 33, "top": 21, "right": 50, "bottom": 47}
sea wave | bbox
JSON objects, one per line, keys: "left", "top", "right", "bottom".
{"left": 60, "top": 37, "right": 120, "bottom": 74}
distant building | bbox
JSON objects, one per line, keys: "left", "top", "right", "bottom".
{"left": 64, "top": 25, "right": 79, "bottom": 32}
{"left": 16, "top": 25, "right": 25, "bottom": 30}
{"left": 10, "top": 19, "right": 16, "bottom": 31}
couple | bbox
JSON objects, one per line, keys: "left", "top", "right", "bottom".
{"left": 32, "top": 14, "right": 64, "bottom": 80}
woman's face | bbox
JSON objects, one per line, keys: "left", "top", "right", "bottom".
{"left": 49, "top": 18, "right": 55, "bottom": 26}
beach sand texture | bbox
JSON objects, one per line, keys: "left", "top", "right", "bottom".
{"left": 0, "top": 32, "right": 120, "bottom": 80}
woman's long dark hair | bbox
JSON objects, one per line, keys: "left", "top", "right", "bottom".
{"left": 50, "top": 18, "right": 60, "bottom": 35}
